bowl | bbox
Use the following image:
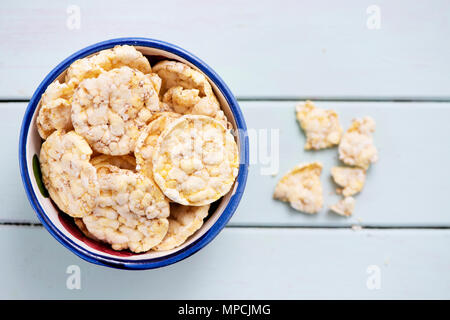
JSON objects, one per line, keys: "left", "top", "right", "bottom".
{"left": 19, "top": 37, "right": 249, "bottom": 270}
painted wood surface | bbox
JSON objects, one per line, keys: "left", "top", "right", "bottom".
{"left": 1, "top": 0, "right": 449, "bottom": 300}
{"left": 1, "top": 0, "right": 450, "bottom": 99}
{"left": 0, "top": 225, "right": 449, "bottom": 299}
{"left": 5, "top": 101, "right": 450, "bottom": 227}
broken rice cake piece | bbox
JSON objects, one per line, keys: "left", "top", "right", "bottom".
{"left": 331, "top": 166, "right": 366, "bottom": 197}
{"left": 330, "top": 196, "right": 356, "bottom": 217}
{"left": 153, "top": 204, "right": 210, "bottom": 251}
{"left": 296, "top": 100, "right": 343, "bottom": 150}
{"left": 273, "top": 162, "right": 323, "bottom": 214}
{"left": 339, "top": 117, "right": 378, "bottom": 170}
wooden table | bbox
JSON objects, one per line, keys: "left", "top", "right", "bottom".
{"left": 1, "top": 0, "right": 449, "bottom": 299}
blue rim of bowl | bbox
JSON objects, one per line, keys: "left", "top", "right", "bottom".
{"left": 18, "top": 37, "right": 249, "bottom": 270}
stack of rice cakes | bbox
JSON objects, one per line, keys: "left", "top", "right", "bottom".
{"left": 37, "top": 45, "right": 239, "bottom": 253}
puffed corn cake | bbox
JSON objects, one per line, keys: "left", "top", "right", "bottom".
{"left": 152, "top": 115, "right": 239, "bottom": 206}
{"left": 339, "top": 117, "right": 378, "bottom": 170}
{"left": 296, "top": 100, "right": 343, "bottom": 150}
{"left": 135, "top": 112, "right": 181, "bottom": 181}
{"left": 74, "top": 218, "right": 101, "bottom": 241}
{"left": 154, "top": 60, "right": 228, "bottom": 127}
{"left": 71, "top": 66, "right": 161, "bottom": 155}
{"left": 330, "top": 196, "right": 356, "bottom": 217}
{"left": 36, "top": 81, "right": 74, "bottom": 139}
{"left": 331, "top": 166, "right": 366, "bottom": 197}
{"left": 65, "top": 44, "right": 152, "bottom": 88}
{"left": 83, "top": 212, "right": 169, "bottom": 253}
{"left": 37, "top": 45, "right": 157, "bottom": 140}
{"left": 36, "top": 46, "right": 240, "bottom": 253}
{"left": 273, "top": 162, "right": 323, "bottom": 214}
{"left": 39, "top": 130, "right": 99, "bottom": 218}
{"left": 154, "top": 204, "right": 210, "bottom": 251}
{"left": 82, "top": 164, "right": 170, "bottom": 253}
{"left": 92, "top": 164, "right": 170, "bottom": 220}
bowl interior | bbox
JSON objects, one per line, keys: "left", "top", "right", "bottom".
{"left": 25, "top": 45, "right": 242, "bottom": 261}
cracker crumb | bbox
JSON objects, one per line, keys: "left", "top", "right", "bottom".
{"left": 330, "top": 196, "right": 356, "bottom": 217}
{"left": 273, "top": 162, "right": 323, "bottom": 214}
{"left": 296, "top": 100, "right": 343, "bottom": 150}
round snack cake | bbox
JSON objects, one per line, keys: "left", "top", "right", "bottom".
{"left": 36, "top": 81, "right": 74, "bottom": 139}
{"left": 37, "top": 45, "right": 155, "bottom": 140}
{"left": 154, "top": 60, "right": 228, "bottom": 127}
{"left": 154, "top": 204, "right": 210, "bottom": 251}
{"left": 82, "top": 164, "right": 170, "bottom": 253}
{"left": 91, "top": 164, "right": 169, "bottom": 220}
{"left": 71, "top": 66, "right": 161, "bottom": 155}
{"left": 65, "top": 45, "right": 152, "bottom": 88}
{"left": 39, "top": 130, "right": 99, "bottom": 218}
{"left": 135, "top": 112, "right": 181, "bottom": 180}
{"left": 152, "top": 115, "right": 239, "bottom": 206}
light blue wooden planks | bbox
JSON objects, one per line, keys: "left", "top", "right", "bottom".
{"left": 0, "top": 225, "right": 449, "bottom": 299}
{"left": 1, "top": 0, "right": 449, "bottom": 301}
{"left": 0, "top": 103, "right": 36, "bottom": 223}
{"left": 0, "top": 0, "right": 449, "bottom": 99}
{"left": 4, "top": 101, "right": 450, "bottom": 226}
{"left": 233, "top": 101, "right": 450, "bottom": 226}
